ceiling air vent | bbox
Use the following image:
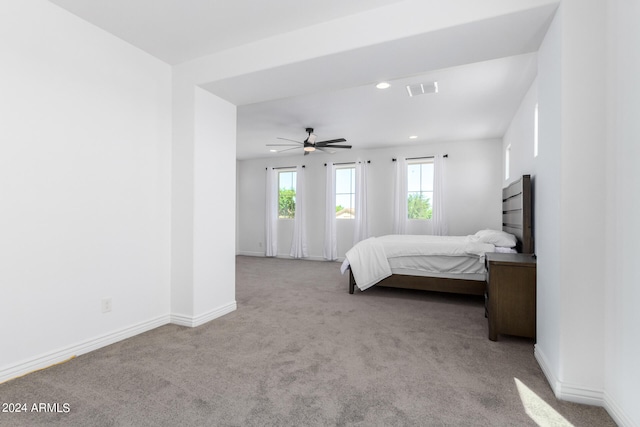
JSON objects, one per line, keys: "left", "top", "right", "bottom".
{"left": 406, "top": 82, "right": 438, "bottom": 97}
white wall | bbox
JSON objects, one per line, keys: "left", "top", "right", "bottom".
{"left": 192, "top": 88, "right": 237, "bottom": 317}
{"left": 0, "top": 0, "right": 172, "bottom": 380}
{"left": 526, "top": 1, "right": 639, "bottom": 425}
{"left": 604, "top": 1, "right": 640, "bottom": 425}
{"left": 503, "top": 78, "right": 538, "bottom": 186}
{"left": 557, "top": 0, "right": 607, "bottom": 397}
{"left": 534, "top": 0, "right": 608, "bottom": 404}
{"left": 237, "top": 139, "right": 502, "bottom": 260}
{"left": 533, "top": 4, "right": 564, "bottom": 401}
{"left": 171, "top": 62, "right": 238, "bottom": 327}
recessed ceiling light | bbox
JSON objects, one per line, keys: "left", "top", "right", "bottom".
{"left": 376, "top": 82, "right": 390, "bottom": 89}
{"left": 269, "top": 149, "right": 277, "bottom": 153}
{"left": 409, "top": 136, "right": 418, "bottom": 139}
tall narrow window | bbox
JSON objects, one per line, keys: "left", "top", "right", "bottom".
{"left": 534, "top": 103, "right": 539, "bottom": 157}
{"left": 407, "top": 160, "right": 434, "bottom": 220}
{"left": 278, "top": 170, "right": 296, "bottom": 219}
{"left": 505, "top": 144, "right": 511, "bottom": 180}
{"left": 335, "top": 167, "right": 355, "bottom": 219}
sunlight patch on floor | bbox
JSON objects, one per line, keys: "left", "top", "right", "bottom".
{"left": 515, "top": 378, "right": 574, "bottom": 427}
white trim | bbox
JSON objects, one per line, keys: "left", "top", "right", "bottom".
{"left": 171, "top": 301, "right": 237, "bottom": 328}
{"left": 604, "top": 392, "right": 635, "bottom": 427}
{"left": 295, "top": 255, "right": 326, "bottom": 262}
{"left": 237, "top": 252, "right": 344, "bottom": 264}
{"left": 0, "top": 314, "right": 170, "bottom": 384}
{"left": 236, "top": 252, "right": 329, "bottom": 262}
{"left": 535, "top": 345, "right": 604, "bottom": 406}
{"left": 1, "top": 302, "right": 240, "bottom": 384}
{"left": 236, "top": 250, "right": 265, "bottom": 257}
{"left": 534, "top": 345, "right": 562, "bottom": 398}
{"left": 556, "top": 383, "right": 605, "bottom": 406}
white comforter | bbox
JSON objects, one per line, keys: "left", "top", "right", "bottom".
{"left": 344, "top": 235, "right": 495, "bottom": 291}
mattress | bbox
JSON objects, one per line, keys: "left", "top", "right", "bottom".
{"left": 345, "top": 235, "right": 495, "bottom": 290}
{"left": 388, "top": 255, "right": 486, "bottom": 281}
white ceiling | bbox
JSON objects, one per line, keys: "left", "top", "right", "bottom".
{"left": 234, "top": 53, "right": 539, "bottom": 158}
{"left": 48, "top": 0, "right": 557, "bottom": 160}
{"left": 48, "top": 0, "right": 408, "bottom": 65}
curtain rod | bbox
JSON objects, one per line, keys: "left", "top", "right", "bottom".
{"left": 266, "top": 165, "right": 305, "bottom": 170}
{"left": 392, "top": 154, "right": 448, "bottom": 161}
{"left": 324, "top": 160, "right": 371, "bottom": 166}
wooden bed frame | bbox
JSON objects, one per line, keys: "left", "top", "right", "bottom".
{"left": 348, "top": 174, "right": 532, "bottom": 295}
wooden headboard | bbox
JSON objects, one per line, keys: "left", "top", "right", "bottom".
{"left": 502, "top": 175, "right": 533, "bottom": 254}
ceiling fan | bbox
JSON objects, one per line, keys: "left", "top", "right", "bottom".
{"left": 267, "top": 128, "right": 351, "bottom": 155}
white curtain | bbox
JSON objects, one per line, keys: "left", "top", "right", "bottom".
{"left": 323, "top": 162, "right": 338, "bottom": 260}
{"left": 265, "top": 168, "right": 278, "bottom": 256}
{"left": 432, "top": 154, "right": 448, "bottom": 235}
{"left": 353, "top": 160, "right": 369, "bottom": 245}
{"left": 290, "top": 166, "right": 308, "bottom": 258}
{"left": 392, "top": 157, "right": 408, "bottom": 234}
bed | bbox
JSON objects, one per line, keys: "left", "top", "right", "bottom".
{"left": 346, "top": 175, "right": 532, "bottom": 295}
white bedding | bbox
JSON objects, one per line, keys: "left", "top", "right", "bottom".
{"left": 378, "top": 234, "right": 494, "bottom": 260}
{"left": 344, "top": 234, "right": 496, "bottom": 291}
{"left": 388, "top": 255, "right": 486, "bottom": 277}
{"left": 342, "top": 237, "right": 392, "bottom": 290}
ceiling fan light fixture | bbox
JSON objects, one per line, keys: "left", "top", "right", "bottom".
{"left": 271, "top": 128, "right": 349, "bottom": 155}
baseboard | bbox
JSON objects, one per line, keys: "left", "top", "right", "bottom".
{"left": 236, "top": 251, "right": 342, "bottom": 263}
{"left": 558, "top": 383, "right": 605, "bottom": 406}
{"left": 2, "top": 302, "right": 239, "bottom": 384}
{"left": 534, "top": 344, "right": 559, "bottom": 394}
{"left": 0, "top": 314, "right": 170, "bottom": 384}
{"left": 534, "top": 344, "right": 605, "bottom": 406}
{"left": 604, "top": 392, "right": 635, "bottom": 427}
{"left": 171, "top": 301, "right": 237, "bottom": 328}
{"left": 237, "top": 250, "right": 264, "bottom": 257}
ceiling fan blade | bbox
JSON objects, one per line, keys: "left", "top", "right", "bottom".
{"left": 316, "top": 147, "right": 336, "bottom": 154}
{"left": 316, "top": 138, "right": 346, "bottom": 144}
{"left": 266, "top": 143, "right": 300, "bottom": 146}
{"left": 318, "top": 144, "right": 351, "bottom": 149}
{"left": 277, "top": 137, "right": 303, "bottom": 144}
{"left": 275, "top": 147, "right": 301, "bottom": 153}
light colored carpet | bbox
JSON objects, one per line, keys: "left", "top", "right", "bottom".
{"left": 0, "top": 256, "right": 615, "bottom": 426}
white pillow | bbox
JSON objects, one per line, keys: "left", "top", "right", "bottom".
{"left": 475, "top": 229, "right": 517, "bottom": 248}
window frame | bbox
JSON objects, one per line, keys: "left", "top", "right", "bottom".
{"left": 534, "top": 103, "right": 539, "bottom": 158}
{"left": 505, "top": 144, "right": 511, "bottom": 180}
{"left": 406, "top": 159, "right": 434, "bottom": 221}
{"left": 277, "top": 169, "right": 297, "bottom": 219}
{"left": 335, "top": 165, "right": 356, "bottom": 219}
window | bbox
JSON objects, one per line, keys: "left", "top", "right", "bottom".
{"left": 407, "top": 160, "right": 434, "bottom": 220}
{"left": 335, "top": 167, "right": 355, "bottom": 219}
{"left": 278, "top": 170, "right": 296, "bottom": 219}
{"left": 505, "top": 144, "right": 511, "bottom": 180}
{"left": 534, "top": 103, "right": 539, "bottom": 157}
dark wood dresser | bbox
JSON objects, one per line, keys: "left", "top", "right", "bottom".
{"left": 485, "top": 252, "right": 537, "bottom": 341}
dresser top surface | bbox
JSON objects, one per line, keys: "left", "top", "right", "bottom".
{"left": 485, "top": 252, "right": 537, "bottom": 266}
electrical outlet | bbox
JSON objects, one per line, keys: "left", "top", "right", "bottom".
{"left": 101, "top": 298, "right": 112, "bottom": 313}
